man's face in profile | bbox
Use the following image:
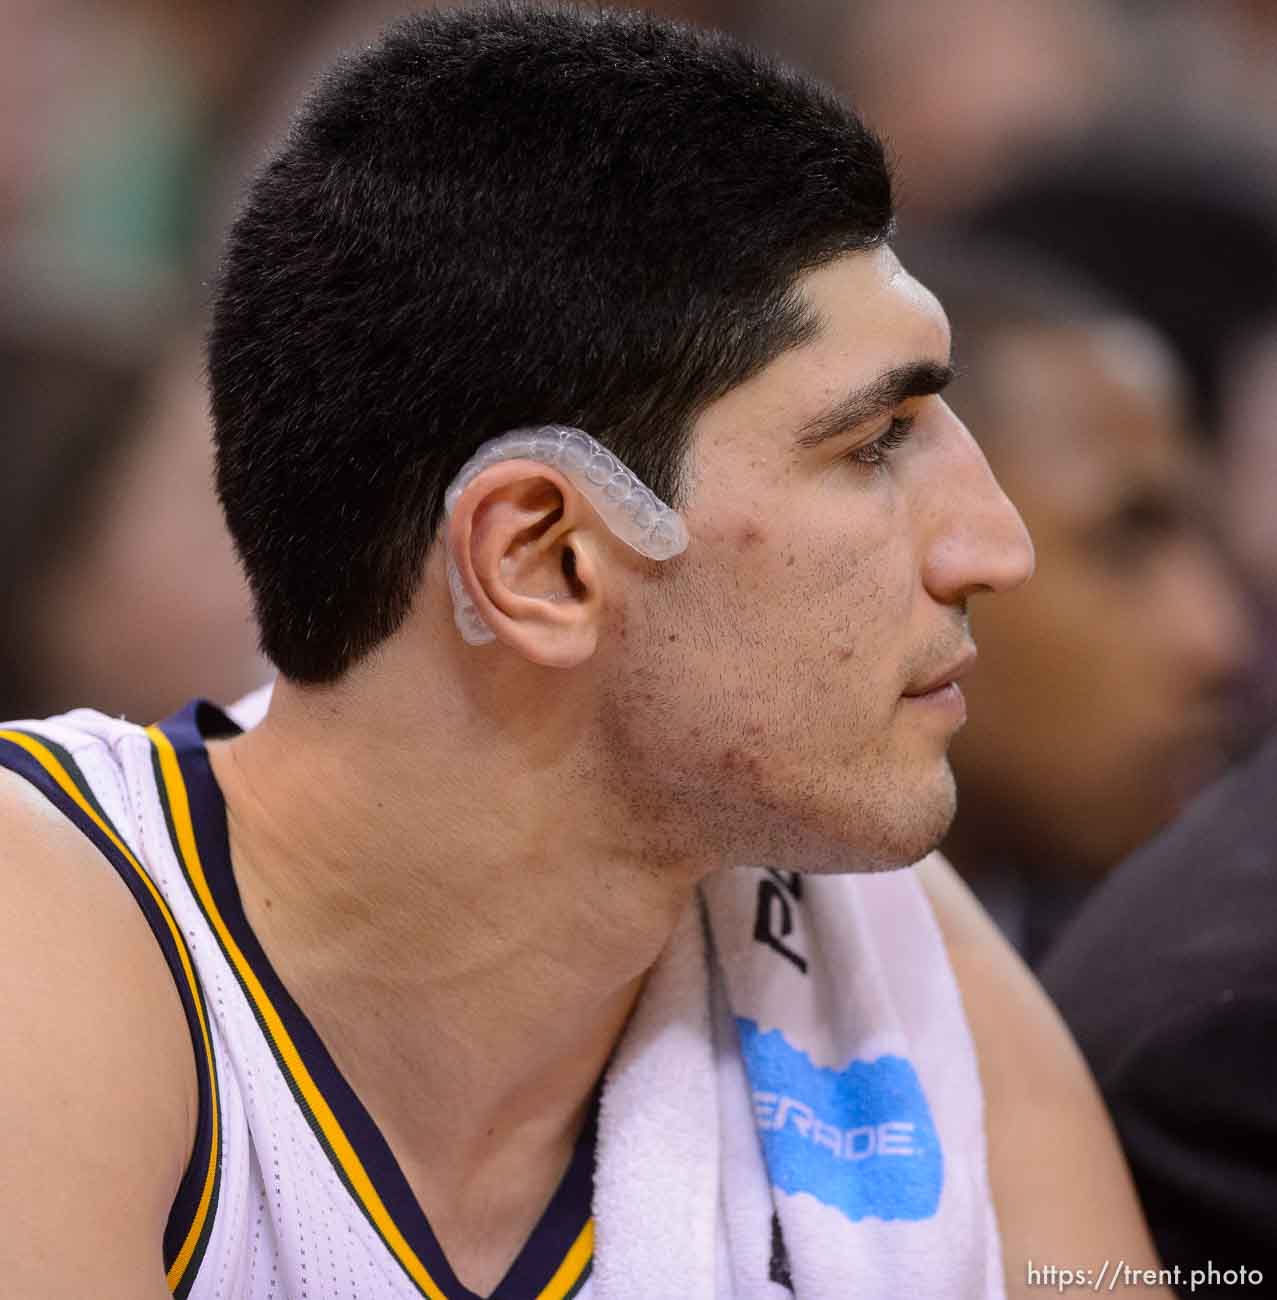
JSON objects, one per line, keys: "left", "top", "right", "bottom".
{"left": 598, "top": 247, "right": 1034, "bottom": 875}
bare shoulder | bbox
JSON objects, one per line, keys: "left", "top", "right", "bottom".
{"left": 913, "top": 853, "right": 1173, "bottom": 1299}
{"left": 0, "top": 768, "right": 195, "bottom": 1298}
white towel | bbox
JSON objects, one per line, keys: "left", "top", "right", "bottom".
{"left": 592, "top": 862, "right": 1005, "bottom": 1299}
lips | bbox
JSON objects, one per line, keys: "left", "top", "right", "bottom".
{"left": 902, "top": 647, "right": 978, "bottom": 698}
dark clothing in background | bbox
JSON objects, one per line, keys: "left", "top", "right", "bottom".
{"left": 1040, "top": 731, "right": 1277, "bottom": 1298}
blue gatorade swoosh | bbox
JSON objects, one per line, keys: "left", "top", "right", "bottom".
{"left": 736, "top": 1018, "right": 944, "bottom": 1222}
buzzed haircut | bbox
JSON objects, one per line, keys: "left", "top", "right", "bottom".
{"left": 209, "top": 3, "right": 893, "bottom": 682}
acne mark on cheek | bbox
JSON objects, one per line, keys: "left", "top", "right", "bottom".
{"left": 739, "top": 523, "right": 765, "bottom": 549}
{"left": 668, "top": 633, "right": 679, "bottom": 643}
{"left": 837, "top": 646, "right": 856, "bottom": 662}
{"left": 786, "top": 554, "right": 796, "bottom": 569}
{"left": 719, "top": 746, "right": 762, "bottom": 779}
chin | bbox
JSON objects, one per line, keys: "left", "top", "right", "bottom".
{"left": 765, "top": 763, "right": 957, "bottom": 877}
{"left": 754, "top": 795, "right": 957, "bottom": 878}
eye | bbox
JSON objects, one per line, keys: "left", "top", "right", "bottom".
{"left": 842, "top": 414, "right": 917, "bottom": 469}
{"left": 1087, "top": 493, "right": 1194, "bottom": 573}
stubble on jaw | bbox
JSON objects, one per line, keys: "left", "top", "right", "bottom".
{"left": 589, "top": 642, "right": 959, "bottom": 881}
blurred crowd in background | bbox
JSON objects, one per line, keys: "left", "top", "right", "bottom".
{"left": 4, "top": 0, "right": 1277, "bottom": 1286}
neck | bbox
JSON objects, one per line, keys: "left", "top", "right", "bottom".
{"left": 206, "top": 669, "right": 699, "bottom": 1180}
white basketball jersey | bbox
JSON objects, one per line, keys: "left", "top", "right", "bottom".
{"left": 0, "top": 703, "right": 595, "bottom": 1300}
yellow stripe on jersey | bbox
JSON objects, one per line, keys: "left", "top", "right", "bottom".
{"left": 0, "top": 729, "right": 221, "bottom": 1296}
{"left": 543, "top": 1221, "right": 594, "bottom": 1297}
{"left": 147, "top": 725, "right": 594, "bottom": 1300}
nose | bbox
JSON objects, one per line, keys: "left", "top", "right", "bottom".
{"left": 920, "top": 409, "right": 1035, "bottom": 604}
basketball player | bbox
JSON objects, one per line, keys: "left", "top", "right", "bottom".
{"left": 0, "top": 8, "right": 1168, "bottom": 1298}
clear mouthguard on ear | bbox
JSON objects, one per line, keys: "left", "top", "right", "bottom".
{"left": 443, "top": 425, "right": 690, "bottom": 645}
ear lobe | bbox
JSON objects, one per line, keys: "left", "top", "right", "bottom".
{"left": 447, "top": 463, "right": 601, "bottom": 667}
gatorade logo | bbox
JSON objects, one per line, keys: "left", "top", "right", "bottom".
{"left": 737, "top": 1019, "right": 943, "bottom": 1222}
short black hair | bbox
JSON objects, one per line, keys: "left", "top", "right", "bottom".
{"left": 210, "top": 3, "right": 893, "bottom": 682}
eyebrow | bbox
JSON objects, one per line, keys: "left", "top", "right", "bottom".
{"left": 793, "top": 360, "right": 956, "bottom": 450}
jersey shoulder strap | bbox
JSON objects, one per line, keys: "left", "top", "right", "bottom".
{"left": 0, "top": 712, "right": 223, "bottom": 1297}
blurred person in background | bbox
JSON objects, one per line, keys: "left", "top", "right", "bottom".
{"left": 1, "top": 325, "right": 268, "bottom": 722}
{"left": 903, "top": 242, "right": 1256, "bottom": 962}
{"left": 964, "top": 143, "right": 1277, "bottom": 751}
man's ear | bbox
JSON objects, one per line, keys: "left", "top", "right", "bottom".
{"left": 446, "top": 461, "right": 603, "bottom": 667}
